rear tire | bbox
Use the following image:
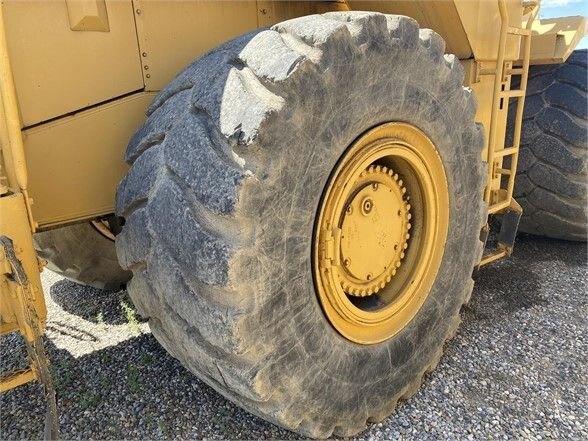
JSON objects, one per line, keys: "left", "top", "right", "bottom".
{"left": 512, "top": 50, "right": 587, "bottom": 241}
{"left": 34, "top": 223, "right": 131, "bottom": 290}
{"left": 116, "top": 12, "right": 485, "bottom": 437}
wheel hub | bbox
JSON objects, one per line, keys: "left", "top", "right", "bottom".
{"left": 338, "top": 165, "right": 411, "bottom": 297}
{"left": 313, "top": 122, "right": 449, "bottom": 344}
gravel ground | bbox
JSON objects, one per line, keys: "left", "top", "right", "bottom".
{"left": 1, "top": 234, "right": 586, "bottom": 440}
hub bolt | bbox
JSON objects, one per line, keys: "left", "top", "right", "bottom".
{"left": 362, "top": 198, "right": 373, "bottom": 214}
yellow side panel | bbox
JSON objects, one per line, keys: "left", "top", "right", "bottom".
{"left": 349, "top": 0, "right": 472, "bottom": 59}
{"left": 257, "top": 1, "right": 340, "bottom": 27}
{"left": 24, "top": 93, "right": 155, "bottom": 228}
{"left": 3, "top": 0, "right": 143, "bottom": 127}
{"left": 529, "top": 16, "right": 587, "bottom": 65}
{"left": 454, "top": 0, "right": 522, "bottom": 61}
{"left": 135, "top": 0, "right": 259, "bottom": 91}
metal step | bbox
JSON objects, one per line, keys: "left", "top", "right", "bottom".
{"left": 501, "top": 90, "right": 525, "bottom": 98}
{"left": 494, "top": 146, "right": 518, "bottom": 157}
{"left": 507, "top": 27, "right": 531, "bottom": 36}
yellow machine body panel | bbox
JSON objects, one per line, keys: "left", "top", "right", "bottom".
{"left": 529, "top": 16, "right": 587, "bottom": 64}
{"left": 257, "top": 1, "right": 349, "bottom": 26}
{"left": 135, "top": 1, "right": 260, "bottom": 91}
{"left": 3, "top": 0, "right": 143, "bottom": 127}
{"left": 453, "top": 0, "right": 523, "bottom": 61}
{"left": 24, "top": 93, "right": 154, "bottom": 227}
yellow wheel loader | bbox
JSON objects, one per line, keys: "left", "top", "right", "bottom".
{"left": 1, "top": 0, "right": 586, "bottom": 438}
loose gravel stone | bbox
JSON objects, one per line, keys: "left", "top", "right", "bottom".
{"left": 1, "top": 235, "right": 586, "bottom": 440}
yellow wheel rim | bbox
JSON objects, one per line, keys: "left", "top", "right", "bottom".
{"left": 313, "top": 123, "right": 449, "bottom": 344}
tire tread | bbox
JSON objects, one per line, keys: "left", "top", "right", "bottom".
{"left": 513, "top": 50, "right": 587, "bottom": 241}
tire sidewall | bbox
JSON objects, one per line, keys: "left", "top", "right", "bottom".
{"left": 233, "top": 38, "right": 483, "bottom": 412}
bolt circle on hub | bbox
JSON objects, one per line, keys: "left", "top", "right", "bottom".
{"left": 313, "top": 123, "right": 449, "bottom": 344}
{"left": 338, "top": 165, "right": 411, "bottom": 297}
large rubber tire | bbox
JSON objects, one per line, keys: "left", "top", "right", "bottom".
{"left": 116, "top": 12, "right": 486, "bottom": 437}
{"left": 512, "top": 49, "right": 587, "bottom": 241}
{"left": 34, "top": 223, "right": 131, "bottom": 290}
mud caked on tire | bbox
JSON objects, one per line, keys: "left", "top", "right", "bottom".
{"left": 116, "top": 12, "right": 486, "bottom": 437}
{"left": 34, "top": 222, "right": 131, "bottom": 290}
{"left": 512, "top": 49, "right": 587, "bottom": 241}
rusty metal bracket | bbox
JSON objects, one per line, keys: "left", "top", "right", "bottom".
{"left": 0, "top": 236, "right": 59, "bottom": 440}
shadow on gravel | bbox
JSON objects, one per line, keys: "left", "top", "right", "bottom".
{"left": 514, "top": 233, "right": 588, "bottom": 267}
{"left": 468, "top": 234, "right": 586, "bottom": 321}
{"left": 46, "top": 321, "right": 100, "bottom": 343}
{"left": 472, "top": 262, "right": 544, "bottom": 318}
{"left": 0, "top": 333, "right": 298, "bottom": 440}
{"left": 3, "top": 235, "right": 585, "bottom": 439}
{"left": 471, "top": 253, "right": 543, "bottom": 321}
{"left": 49, "top": 279, "right": 139, "bottom": 325}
